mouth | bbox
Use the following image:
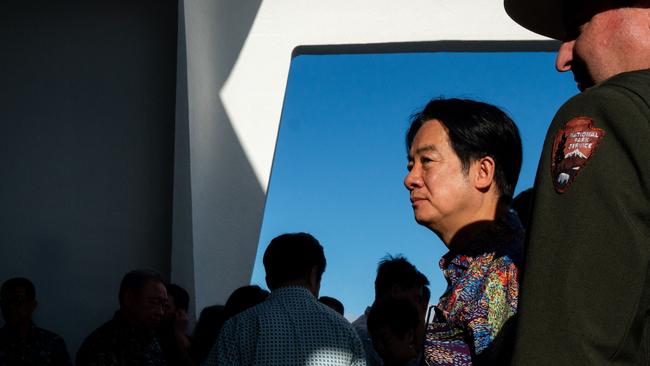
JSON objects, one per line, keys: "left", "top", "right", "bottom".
{"left": 410, "top": 197, "right": 426, "bottom": 206}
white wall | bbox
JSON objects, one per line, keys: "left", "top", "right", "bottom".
{"left": 0, "top": 0, "right": 178, "bottom": 356}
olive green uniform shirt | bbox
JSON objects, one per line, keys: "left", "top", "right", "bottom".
{"left": 512, "top": 69, "right": 650, "bottom": 365}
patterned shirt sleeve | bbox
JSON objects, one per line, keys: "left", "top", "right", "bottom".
{"left": 464, "top": 257, "right": 519, "bottom": 356}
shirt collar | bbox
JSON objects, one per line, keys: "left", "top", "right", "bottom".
{"left": 269, "top": 286, "right": 315, "bottom": 299}
{"left": 439, "top": 209, "right": 523, "bottom": 271}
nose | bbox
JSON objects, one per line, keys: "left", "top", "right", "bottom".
{"left": 555, "top": 40, "right": 575, "bottom": 72}
{"left": 404, "top": 165, "right": 422, "bottom": 191}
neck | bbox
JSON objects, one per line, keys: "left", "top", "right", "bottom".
{"left": 273, "top": 280, "right": 316, "bottom": 296}
{"left": 443, "top": 195, "right": 505, "bottom": 250}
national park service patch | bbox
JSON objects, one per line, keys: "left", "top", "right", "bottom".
{"left": 551, "top": 117, "right": 604, "bottom": 193}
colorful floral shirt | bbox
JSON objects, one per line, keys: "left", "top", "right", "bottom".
{"left": 424, "top": 210, "right": 523, "bottom": 366}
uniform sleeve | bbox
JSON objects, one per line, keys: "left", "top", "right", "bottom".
{"left": 513, "top": 82, "right": 650, "bottom": 364}
{"left": 465, "top": 259, "right": 519, "bottom": 357}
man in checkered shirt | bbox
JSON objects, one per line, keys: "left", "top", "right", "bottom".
{"left": 203, "top": 232, "right": 366, "bottom": 366}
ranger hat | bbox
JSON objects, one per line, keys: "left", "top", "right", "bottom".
{"left": 504, "top": 0, "right": 567, "bottom": 40}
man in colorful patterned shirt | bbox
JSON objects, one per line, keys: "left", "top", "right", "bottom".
{"left": 204, "top": 233, "right": 366, "bottom": 366}
{"left": 403, "top": 98, "right": 524, "bottom": 365}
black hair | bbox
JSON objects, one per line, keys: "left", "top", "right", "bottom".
{"left": 263, "top": 232, "right": 326, "bottom": 289}
{"left": 374, "top": 255, "right": 422, "bottom": 299}
{"left": 166, "top": 283, "right": 190, "bottom": 312}
{"left": 224, "top": 285, "right": 269, "bottom": 319}
{"left": 0, "top": 277, "right": 36, "bottom": 301}
{"left": 319, "top": 296, "right": 345, "bottom": 315}
{"left": 422, "top": 285, "right": 431, "bottom": 305}
{"left": 406, "top": 98, "right": 522, "bottom": 202}
{"left": 511, "top": 188, "right": 534, "bottom": 231}
{"left": 368, "top": 298, "right": 420, "bottom": 339}
{"left": 118, "top": 269, "right": 164, "bottom": 306}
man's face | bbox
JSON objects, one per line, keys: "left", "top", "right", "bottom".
{"left": 125, "top": 281, "right": 167, "bottom": 330}
{"left": 0, "top": 287, "right": 36, "bottom": 327}
{"left": 556, "top": 1, "right": 650, "bottom": 91}
{"left": 404, "top": 120, "right": 477, "bottom": 243}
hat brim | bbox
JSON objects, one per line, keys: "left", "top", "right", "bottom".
{"left": 504, "top": 0, "right": 566, "bottom": 40}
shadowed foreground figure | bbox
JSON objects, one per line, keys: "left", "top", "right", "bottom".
{"left": 77, "top": 269, "right": 168, "bottom": 366}
{"left": 504, "top": 0, "right": 650, "bottom": 364}
{"left": 368, "top": 298, "right": 423, "bottom": 366}
{"left": 0, "top": 277, "right": 72, "bottom": 366}
{"left": 404, "top": 98, "right": 524, "bottom": 365}
{"left": 190, "top": 305, "right": 225, "bottom": 366}
{"left": 223, "top": 285, "right": 269, "bottom": 321}
{"left": 158, "top": 283, "right": 192, "bottom": 366}
{"left": 352, "top": 256, "right": 429, "bottom": 366}
{"left": 204, "top": 232, "right": 365, "bottom": 366}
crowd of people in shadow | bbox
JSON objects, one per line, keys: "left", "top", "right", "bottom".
{"left": 0, "top": 204, "right": 533, "bottom": 366}
{"left": 0, "top": 97, "right": 535, "bottom": 366}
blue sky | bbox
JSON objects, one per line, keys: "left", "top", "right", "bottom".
{"left": 250, "top": 51, "right": 577, "bottom": 320}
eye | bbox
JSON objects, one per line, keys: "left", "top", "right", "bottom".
{"left": 406, "top": 160, "right": 414, "bottom": 171}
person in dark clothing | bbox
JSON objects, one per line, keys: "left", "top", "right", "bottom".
{"left": 0, "top": 277, "right": 72, "bottom": 366}
{"left": 222, "top": 285, "right": 269, "bottom": 321}
{"left": 368, "top": 298, "right": 422, "bottom": 366}
{"left": 504, "top": 0, "right": 650, "bottom": 364}
{"left": 190, "top": 305, "right": 225, "bottom": 366}
{"left": 158, "top": 283, "right": 192, "bottom": 366}
{"left": 76, "top": 269, "right": 168, "bottom": 366}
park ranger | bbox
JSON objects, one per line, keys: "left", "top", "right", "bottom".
{"left": 503, "top": 0, "right": 650, "bottom": 364}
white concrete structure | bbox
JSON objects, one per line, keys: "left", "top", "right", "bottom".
{"left": 178, "top": 0, "right": 550, "bottom": 312}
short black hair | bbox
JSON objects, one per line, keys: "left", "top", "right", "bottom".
{"left": 263, "top": 233, "right": 326, "bottom": 289}
{"left": 224, "top": 285, "right": 269, "bottom": 319}
{"left": 119, "top": 269, "right": 164, "bottom": 306}
{"left": 368, "top": 298, "right": 420, "bottom": 339}
{"left": 374, "top": 255, "right": 424, "bottom": 299}
{"left": 422, "top": 285, "right": 431, "bottom": 305}
{"left": 319, "top": 296, "right": 345, "bottom": 315}
{"left": 406, "top": 98, "right": 522, "bottom": 202}
{"left": 166, "top": 283, "right": 190, "bottom": 312}
{"left": 0, "top": 277, "right": 36, "bottom": 301}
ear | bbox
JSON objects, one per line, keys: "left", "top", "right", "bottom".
{"left": 473, "top": 156, "right": 495, "bottom": 191}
